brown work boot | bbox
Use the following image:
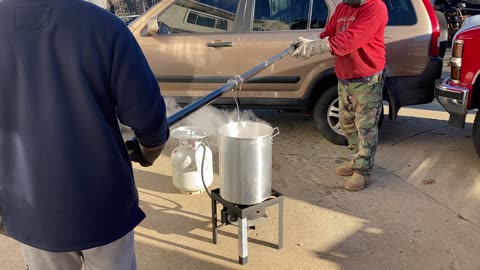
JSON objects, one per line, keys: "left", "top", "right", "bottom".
{"left": 344, "top": 172, "right": 370, "bottom": 191}
{"left": 335, "top": 162, "right": 354, "bottom": 176}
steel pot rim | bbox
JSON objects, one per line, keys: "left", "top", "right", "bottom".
{"left": 218, "top": 121, "right": 279, "bottom": 140}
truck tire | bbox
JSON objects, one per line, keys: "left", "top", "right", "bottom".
{"left": 312, "top": 84, "right": 384, "bottom": 145}
{"left": 474, "top": 110, "right": 480, "bottom": 158}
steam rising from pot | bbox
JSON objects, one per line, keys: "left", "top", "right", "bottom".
{"left": 164, "top": 97, "right": 268, "bottom": 144}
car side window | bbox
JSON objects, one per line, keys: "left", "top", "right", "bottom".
{"left": 156, "top": 0, "right": 240, "bottom": 34}
{"left": 253, "top": 0, "right": 311, "bottom": 31}
{"left": 310, "top": 0, "right": 329, "bottom": 29}
{"left": 383, "top": 0, "right": 417, "bottom": 26}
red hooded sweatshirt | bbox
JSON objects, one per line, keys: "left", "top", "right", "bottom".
{"left": 320, "top": 0, "right": 388, "bottom": 80}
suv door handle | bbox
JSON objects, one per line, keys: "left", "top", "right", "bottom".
{"left": 207, "top": 41, "right": 233, "bottom": 48}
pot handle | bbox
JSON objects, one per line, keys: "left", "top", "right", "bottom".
{"left": 272, "top": 127, "right": 280, "bottom": 138}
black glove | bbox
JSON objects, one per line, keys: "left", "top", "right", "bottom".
{"left": 125, "top": 137, "right": 165, "bottom": 167}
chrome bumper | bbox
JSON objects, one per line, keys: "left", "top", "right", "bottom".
{"left": 434, "top": 78, "right": 469, "bottom": 128}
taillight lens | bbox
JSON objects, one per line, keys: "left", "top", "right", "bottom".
{"left": 451, "top": 66, "right": 462, "bottom": 82}
{"left": 423, "top": 0, "right": 440, "bottom": 57}
{"left": 452, "top": 40, "right": 464, "bottom": 58}
{"left": 450, "top": 40, "right": 464, "bottom": 83}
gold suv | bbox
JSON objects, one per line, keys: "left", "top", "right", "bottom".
{"left": 129, "top": 0, "right": 446, "bottom": 145}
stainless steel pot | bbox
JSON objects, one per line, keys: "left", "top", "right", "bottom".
{"left": 218, "top": 121, "right": 279, "bottom": 205}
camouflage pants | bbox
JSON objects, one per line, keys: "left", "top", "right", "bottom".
{"left": 338, "top": 74, "right": 384, "bottom": 175}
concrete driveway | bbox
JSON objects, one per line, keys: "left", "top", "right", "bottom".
{"left": 0, "top": 101, "right": 479, "bottom": 270}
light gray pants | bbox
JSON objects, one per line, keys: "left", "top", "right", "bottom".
{"left": 21, "top": 231, "right": 137, "bottom": 270}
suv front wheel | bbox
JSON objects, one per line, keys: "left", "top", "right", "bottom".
{"left": 312, "top": 84, "right": 384, "bottom": 145}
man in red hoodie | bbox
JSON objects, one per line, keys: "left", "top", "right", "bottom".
{"left": 292, "top": 0, "right": 388, "bottom": 191}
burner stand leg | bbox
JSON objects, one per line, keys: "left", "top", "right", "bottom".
{"left": 278, "top": 197, "right": 284, "bottom": 249}
{"left": 238, "top": 217, "right": 248, "bottom": 265}
{"left": 211, "top": 196, "right": 218, "bottom": 244}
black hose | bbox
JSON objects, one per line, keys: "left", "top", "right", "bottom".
{"left": 197, "top": 143, "right": 212, "bottom": 198}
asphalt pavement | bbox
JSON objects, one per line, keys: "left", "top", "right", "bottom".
{"left": 1, "top": 63, "right": 480, "bottom": 269}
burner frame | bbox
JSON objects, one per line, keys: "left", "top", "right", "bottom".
{"left": 210, "top": 188, "right": 284, "bottom": 265}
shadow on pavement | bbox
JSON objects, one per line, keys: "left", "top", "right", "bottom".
{"left": 127, "top": 107, "right": 480, "bottom": 269}
{"left": 135, "top": 240, "right": 236, "bottom": 270}
{"left": 261, "top": 109, "right": 480, "bottom": 269}
{"left": 133, "top": 169, "right": 179, "bottom": 194}
{"left": 134, "top": 169, "right": 282, "bottom": 266}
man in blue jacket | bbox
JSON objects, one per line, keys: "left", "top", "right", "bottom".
{"left": 0, "top": 0, "right": 169, "bottom": 269}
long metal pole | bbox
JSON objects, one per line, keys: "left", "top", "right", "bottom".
{"left": 126, "top": 47, "right": 293, "bottom": 157}
{"left": 166, "top": 47, "right": 292, "bottom": 127}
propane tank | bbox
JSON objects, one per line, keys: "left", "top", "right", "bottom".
{"left": 170, "top": 126, "right": 213, "bottom": 194}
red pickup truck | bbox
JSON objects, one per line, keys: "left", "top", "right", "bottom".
{"left": 435, "top": 15, "right": 480, "bottom": 158}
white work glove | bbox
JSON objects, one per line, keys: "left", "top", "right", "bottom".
{"left": 290, "top": 37, "right": 331, "bottom": 60}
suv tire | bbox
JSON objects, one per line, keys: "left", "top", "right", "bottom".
{"left": 473, "top": 110, "right": 480, "bottom": 158}
{"left": 312, "top": 84, "right": 384, "bottom": 145}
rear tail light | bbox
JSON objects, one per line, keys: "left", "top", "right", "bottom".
{"left": 450, "top": 40, "right": 464, "bottom": 83}
{"left": 423, "top": 0, "right": 440, "bottom": 57}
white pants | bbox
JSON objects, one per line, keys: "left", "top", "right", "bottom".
{"left": 21, "top": 231, "right": 137, "bottom": 270}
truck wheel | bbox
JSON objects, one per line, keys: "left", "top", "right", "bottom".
{"left": 474, "top": 110, "right": 480, "bottom": 158}
{"left": 312, "top": 85, "right": 384, "bottom": 145}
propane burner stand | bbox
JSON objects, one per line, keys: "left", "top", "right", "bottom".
{"left": 210, "top": 188, "right": 284, "bottom": 265}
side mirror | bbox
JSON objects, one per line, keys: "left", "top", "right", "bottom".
{"left": 146, "top": 17, "right": 159, "bottom": 36}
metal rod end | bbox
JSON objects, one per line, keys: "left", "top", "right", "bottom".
{"left": 239, "top": 256, "right": 248, "bottom": 265}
